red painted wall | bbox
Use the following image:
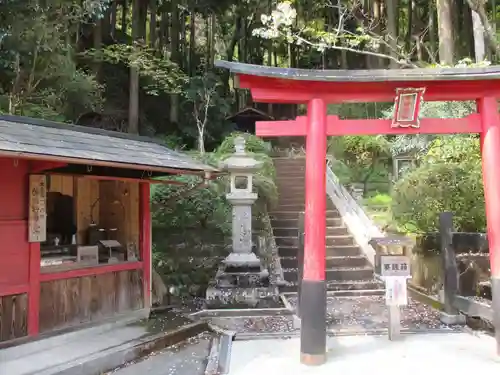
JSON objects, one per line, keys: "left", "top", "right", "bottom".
{"left": 0, "top": 157, "right": 29, "bottom": 287}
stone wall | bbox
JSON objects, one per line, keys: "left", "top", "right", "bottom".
{"left": 406, "top": 233, "right": 490, "bottom": 298}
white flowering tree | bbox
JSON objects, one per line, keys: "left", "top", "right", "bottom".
{"left": 252, "top": 1, "right": 415, "bottom": 67}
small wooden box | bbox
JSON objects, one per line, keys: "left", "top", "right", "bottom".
{"left": 77, "top": 246, "right": 99, "bottom": 266}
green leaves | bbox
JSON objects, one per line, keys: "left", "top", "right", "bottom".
{"left": 84, "top": 44, "right": 187, "bottom": 96}
{"left": 0, "top": 0, "right": 103, "bottom": 121}
{"left": 392, "top": 135, "right": 484, "bottom": 233}
{"left": 328, "top": 135, "right": 391, "bottom": 184}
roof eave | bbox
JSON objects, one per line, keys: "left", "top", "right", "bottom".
{"left": 0, "top": 150, "right": 219, "bottom": 176}
{"left": 215, "top": 60, "right": 500, "bottom": 83}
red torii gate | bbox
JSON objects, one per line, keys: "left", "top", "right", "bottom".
{"left": 216, "top": 60, "right": 500, "bottom": 365}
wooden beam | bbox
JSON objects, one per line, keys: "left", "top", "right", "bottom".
{"left": 39, "top": 261, "right": 143, "bottom": 282}
{"left": 31, "top": 161, "right": 67, "bottom": 173}
{"left": 256, "top": 114, "right": 482, "bottom": 137}
{"left": 47, "top": 173, "right": 187, "bottom": 186}
{"left": 140, "top": 184, "right": 152, "bottom": 308}
{"left": 0, "top": 284, "right": 29, "bottom": 297}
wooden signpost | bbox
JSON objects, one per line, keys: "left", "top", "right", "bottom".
{"left": 29, "top": 174, "right": 47, "bottom": 243}
{"left": 380, "top": 255, "right": 411, "bottom": 340}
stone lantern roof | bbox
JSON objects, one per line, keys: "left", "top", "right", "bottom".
{"left": 219, "top": 136, "right": 263, "bottom": 173}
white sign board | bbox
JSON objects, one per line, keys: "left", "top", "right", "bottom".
{"left": 380, "top": 255, "right": 411, "bottom": 277}
{"left": 385, "top": 276, "right": 408, "bottom": 306}
{"left": 29, "top": 174, "right": 47, "bottom": 243}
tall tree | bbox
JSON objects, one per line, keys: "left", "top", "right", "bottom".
{"left": 436, "top": 0, "right": 455, "bottom": 64}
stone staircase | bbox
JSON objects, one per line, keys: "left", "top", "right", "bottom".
{"left": 271, "top": 157, "right": 384, "bottom": 296}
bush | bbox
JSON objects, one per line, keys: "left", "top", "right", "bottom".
{"left": 151, "top": 131, "right": 278, "bottom": 298}
{"left": 391, "top": 136, "right": 484, "bottom": 233}
{"left": 363, "top": 193, "right": 392, "bottom": 207}
{"left": 328, "top": 135, "right": 391, "bottom": 195}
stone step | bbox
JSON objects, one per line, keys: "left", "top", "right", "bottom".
{"left": 273, "top": 204, "right": 337, "bottom": 212}
{"left": 278, "top": 245, "right": 361, "bottom": 257}
{"left": 272, "top": 204, "right": 306, "bottom": 212}
{"left": 328, "top": 289, "right": 385, "bottom": 297}
{"left": 283, "top": 266, "right": 374, "bottom": 282}
{"left": 277, "top": 246, "right": 299, "bottom": 257}
{"left": 273, "top": 226, "right": 348, "bottom": 237}
{"left": 271, "top": 218, "right": 343, "bottom": 228}
{"left": 279, "top": 279, "right": 383, "bottom": 293}
{"left": 276, "top": 173, "right": 305, "bottom": 178}
{"left": 276, "top": 197, "right": 305, "bottom": 204}
{"left": 275, "top": 186, "right": 306, "bottom": 193}
{"left": 277, "top": 235, "right": 355, "bottom": 247}
{"left": 269, "top": 210, "right": 340, "bottom": 221}
{"left": 280, "top": 255, "right": 368, "bottom": 269}
{"left": 273, "top": 159, "right": 306, "bottom": 164}
{"left": 326, "top": 245, "right": 363, "bottom": 257}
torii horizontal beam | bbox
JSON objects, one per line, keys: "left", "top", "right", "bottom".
{"left": 255, "top": 114, "right": 482, "bottom": 137}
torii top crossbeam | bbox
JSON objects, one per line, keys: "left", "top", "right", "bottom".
{"left": 215, "top": 60, "right": 500, "bottom": 103}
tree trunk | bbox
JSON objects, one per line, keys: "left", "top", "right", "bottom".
{"left": 93, "top": 18, "right": 102, "bottom": 78}
{"left": 372, "top": 0, "right": 382, "bottom": 68}
{"left": 128, "top": 0, "right": 140, "bottom": 134}
{"left": 149, "top": 0, "right": 157, "bottom": 48}
{"left": 189, "top": 11, "right": 196, "bottom": 76}
{"left": 198, "top": 128, "right": 205, "bottom": 154}
{"left": 466, "top": 0, "right": 500, "bottom": 56}
{"left": 386, "top": 0, "right": 399, "bottom": 68}
{"left": 471, "top": 8, "right": 485, "bottom": 61}
{"left": 428, "top": 0, "right": 437, "bottom": 59}
{"left": 180, "top": 12, "right": 187, "bottom": 70}
{"left": 210, "top": 14, "right": 216, "bottom": 65}
{"left": 110, "top": 1, "right": 118, "bottom": 39}
{"left": 405, "top": 0, "right": 413, "bottom": 54}
{"left": 436, "top": 0, "right": 455, "bottom": 65}
{"left": 170, "top": 0, "right": 181, "bottom": 124}
{"left": 121, "top": 0, "right": 128, "bottom": 33}
{"left": 205, "top": 12, "right": 211, "bottom": 72}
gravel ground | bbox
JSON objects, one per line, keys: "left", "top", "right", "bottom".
{"left": 209, "top": 315, "right": 296, "bottom": 333}
{"left": 106, "top": 333, "right": 212, "bottom": 375}
{"left": 288, "top": 295, "right": 463, "bottom": 332}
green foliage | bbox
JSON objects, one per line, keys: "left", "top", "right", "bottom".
{"left": 151, "top": 175, "right": 231, "bottom": 234}
{"left": 328, "top": 135, "right": 391, "bottom": 191}
{"left": 84, "top": 43, "right": 187, "bottom": 96}
{"left": 151, "top": 132, "right": 278, "bottom": 297}
{"left": 363, "top": 193, "right": 392, "bottom": 207}
{"left": 0, "top": 0, "right": 103, "bottom": 121}
{"left": 392, "top": 135, "right": 484, "bottom": 233}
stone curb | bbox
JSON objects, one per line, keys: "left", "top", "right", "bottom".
{"left": 190, "top": 307, "right": 293, "bottom": 319}
{"left": 233, "top": 327, "right": 465, "bottom": 341}
{"left": 204, "top": 329, "right": 234, "bottom": 375}
{"left": 31, "top": 321, "right": 209, "bottom": 375}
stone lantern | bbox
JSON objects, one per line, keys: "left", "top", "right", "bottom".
{"left": 205, "top": 136, "right": 273, "bottom": 308}
{"left": 220, "top": 136, "right": 262, "bottom": 268}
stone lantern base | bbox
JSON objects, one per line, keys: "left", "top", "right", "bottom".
{"left": 205, "top": 262, "right": 279, "bottom": 308}
{"left": 205, "top": 257, "right": 279, "bottom": 308}
{"left": 223, "top": 252, "right": 262, "bottom": 268}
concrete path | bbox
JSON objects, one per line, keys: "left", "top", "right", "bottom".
{"left": 108, "top": 333, "right": 211, "bottom": 375}
{"left": 0, "top": 311, "right": 198, "bottom": 375}
{"left": 228, "top": 332, "right": 500, "bottom": 374}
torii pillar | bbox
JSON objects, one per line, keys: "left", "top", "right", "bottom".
{"left": 301, "top": 98, "right": 327, "bottom": 365}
